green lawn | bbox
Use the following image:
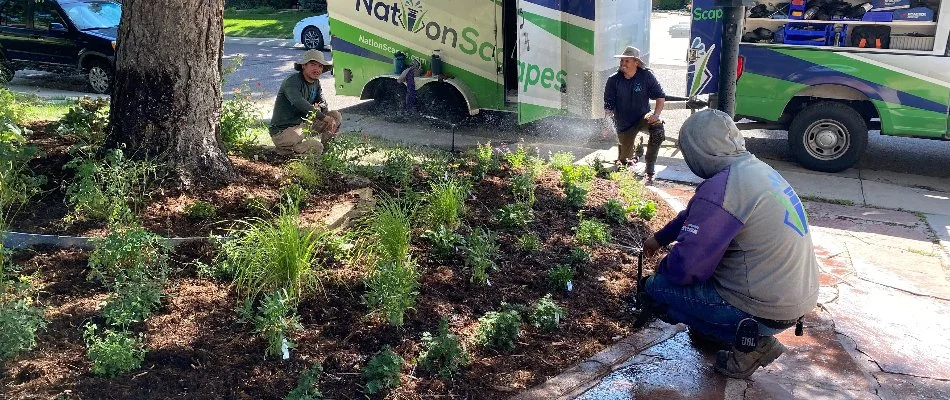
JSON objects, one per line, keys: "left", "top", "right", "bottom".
{"left": 223, "top": 9, "right": 313, "bottom": 39}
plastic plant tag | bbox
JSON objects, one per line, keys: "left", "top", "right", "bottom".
{"left": 566, "top": 280, "right": 573, "bottom": 291}
{"left": 486, "top": 279, "right": 492, "bottom": 286}
{"left": 281, "top": 337, "right": 291, "bottom": 360}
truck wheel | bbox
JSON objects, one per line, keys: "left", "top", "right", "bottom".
{"left": 788, "top": 102, "right": 867, "bottom": 173}
{"left": 87, "top": 60, "right": 113, "bottom": 94}
{"left": 418, "top": 83, "right": 469, "bottom": 125}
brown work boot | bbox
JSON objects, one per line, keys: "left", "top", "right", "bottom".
{"left": 714, "top": 336, "right": 786, "bottom": 379}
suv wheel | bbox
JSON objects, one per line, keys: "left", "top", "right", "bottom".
{"left": 87, "top": 61, "right": 113, "bottom": 94}
{"left": 302, "top": 26, "right": 324, "bottom": 50}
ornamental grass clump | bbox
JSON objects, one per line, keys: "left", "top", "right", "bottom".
{"left": 422, "top": 178, "right": 468, "bottom": 231}
{"left": 369, "top": 197, "right": 413, "bottom": 264}
{"left": 219, "top": 205, "right": 325, "bottom": 303}
{"left": 363, "top": 258, "right": 420, "bottom": 326}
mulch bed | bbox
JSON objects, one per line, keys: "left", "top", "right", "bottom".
{"left": 1, "top": 123, "right": 677, "bottom": 399}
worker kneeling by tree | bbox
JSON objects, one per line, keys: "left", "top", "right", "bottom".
{"left": 269, "top": 50, "right": 342, "bottom": 155}
{"left": 638, "top": 109, "right": 819, "bottom": 379}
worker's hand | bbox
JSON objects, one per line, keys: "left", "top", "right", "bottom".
{"left": 643, "top": 236, "right": 661, "bottom": 257}
{"left": 646, "top": 113, "right": 661, "bottom": 125}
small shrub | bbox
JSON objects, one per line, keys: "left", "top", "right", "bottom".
{"left": 381, "top": 148, "right": 415, "bottom": 188}
{"left": 363, "top": 259, "right": 419, "bottom": 326}
{"left": 55, "top": 97, "right": 109, "bottom": 149}
{"left": 362, "top": 345, "right": 403, "bottom": 394}
{"left": 0, "top": 275, "right": 46, "bottom": 360}
{"left": 421, "top": 225, "right": 464, "bottom": 260}
{"left": 502, "top": 140, "right": 530, "bottom": 170}
{"left": 465, "top": 227, "right": 498, "bottom": 285}
{"left": 547, "top": 264, "right": 574, "bottom": 291}
{"left": 610, "top": 169, "right": 646, "bottom": 206}
{"left": 185, "top": 200, "right": 216, "bottom": 220}
{"left": 603, "top": 199, "right": 628, "bottom": 223}
{"left": 496, "top": 202, "right": 533, "bottom": 229}
{"left": 286, "top": 158, "right": 323, "bottom": 190}
{"left": 418, "top": 150, "right": 454, "bottom": 180}
{"left": 509, "top": 170, "right": 537, "bottom": 206}
{"left": 423, "top": 179, "right": 468, "bottom": 230}
{"left": 298, "top": 0, "right": 328, "bottom": 13}
{"left": 254, "top": 289, "right": 302, "bottom": 359}
{"left": 83, "top": 323, "right": 147, "bottom": 377}
{"left": 530, "top": 294, "right": 565, "bottom": 332}
{"left": 561, "top": 165, "right": 596, "bottom": 208}
{"left": 635, "top": 200, "right": 658, "bottom": 220}
{"left": 285, "top": 363, "right": 323, "bottom": 400}
{"left": 588, "top": 155, "right": 611, "bottom": 178}
{"left": 101, "top": 279, "right": 165, "bottom": 328}
{"left": 0, "top": 87, "right": 25, "bottom": 124}
{"left": 87, "top": 226, "right": 170, "bottom": 290}
{"left": 569, "top": 247, "right": 592, "bottom": 266}
{"left": 563, "top": 184, "right": 589, "bottom": 209}
{"left": 474, "top": 305, "right": 522, "bottom": 351}
{"left": 221, "top": 84, "right": 262, "bottom": 151}
{"left": 516, "top": 232, "right": 541, "bottom": 252}
{"left": 575, "top": 218, "right": 611, "bottom": 246}
{"left": 548, "top": 151, "right": 575, "bottom": 170}
{"left": 0, "top": 124, "right": 44, "bottom": 225}
{"left": 320, "top": 134, "right": 374, "bottom": 178}
{"left": 64, "top": 148, "right": 157, "bottom": 226}
{"left": 219, "top": 207, "right": 324, "bottom": 302}
{"left": 418, "top": 319, "right": 470, "bottom": 379}
{"left": 472, "top": 141, "right": 497, "bottom": 178}
{"left": 282, "top": 183, "right": 309, "bottom": 209}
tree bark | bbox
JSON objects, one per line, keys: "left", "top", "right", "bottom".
{"left": 106, "top": 0, "right": 235, "bottom": 185}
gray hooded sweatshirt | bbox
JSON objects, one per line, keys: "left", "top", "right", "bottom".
{"left": 652, "top": 109, "right": 819, "bottom": 320}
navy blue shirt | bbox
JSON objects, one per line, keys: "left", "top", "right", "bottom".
{"left": 604, "top": 68, "right": 666, "bottom": 132}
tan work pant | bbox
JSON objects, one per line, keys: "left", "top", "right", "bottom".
{"left": 272, "top": 110, "right": 343, "bottom": 155}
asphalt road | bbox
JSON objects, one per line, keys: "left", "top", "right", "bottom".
{"left": 7, "top": 39, "right": 950, "bottom": 179}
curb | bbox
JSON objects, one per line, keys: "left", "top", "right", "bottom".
{"left": 224, "top": 36, "right": 299, "bottom": 48}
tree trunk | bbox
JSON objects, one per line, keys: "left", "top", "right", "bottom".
{"left": 106, "top": 0, "right": 235, "bottom": 185}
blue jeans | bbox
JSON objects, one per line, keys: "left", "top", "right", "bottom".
{"left": 644, "top": 274, "right": 787, "bottom": 346}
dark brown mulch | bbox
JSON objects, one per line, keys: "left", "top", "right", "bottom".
{"left": 1, "top": 122, "right": 678, "bottom": 399}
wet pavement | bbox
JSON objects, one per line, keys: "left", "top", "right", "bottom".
{"left": 517, "top": 184, "right": 950, "bottom": 400}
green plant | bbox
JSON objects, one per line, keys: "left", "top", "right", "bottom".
{"left": 564, "top": 184, "right": 588, "bottom": 208}
{"left": 101, "top": 279, "right": 165, "bottom": 328}
{"left": 254, "top": 289, "right": 303, "bottom": 359}
{"left": 561, "top": 165, "right": 596, "bottom": 208}
{"left": 242, "top": 195, "right": 273, "bottom": 216}
{"left": 472, "top": 141, "right": 497, "bottom": 178}
{"left": 516, "top": 232, "right": 541, "bottom": 252}
{"left": 55, "top": 97, "right": 109, "bottom": 149}
{"left": 575, "top": 218, "right": 611, "bottom": 246}
{"left": 465, "top": 227, "right": 498, "bottom": 285}
{"left": 530, "top": 294, "right": 565, "bottom": 332}
{"left": 87, "top": 226, "right": 170, "bottom": 291}
{"left": 286, "top": 158, "right": 324, "bottom": 190}
{"left": 362, "top": 345, "right": 403, "bottom": 394}
{"left": 0, "top": 273, "right": 46, "bottom": 360}
{"left": 418, "top": 150, "right": 454, "bottom": 180}
{"left": 219, "top": 206, "right": 325, "bottom": 303}
{"left": 221, "top": 84, "right": 262, "bottom": 151}
{"left": 0, "top": 123, "right": 44, "bottom": 226}
{"left": 548, "top": 151, "right": 576, "bottom": 171}
{"left": 320, "top": 134, "right": 374, "bottom": 178}
{"left": 610, "top": 169, "right": 646, "bottom": 206}
{"left": 497, "top": 202, "right": 534, "bottom": 228}
{"left": 421, "top": 225, "right": 464, "bottom": 260}
{"left": 369, "top": 197, "right": 413, "bottom": 264}
{"left": 603, "top": 199, "right": 628, "bottom": 223}
{"left": 64, "top": 148, "right": 157, "bottom": 226}
{"left": 502, "top": 140, "right": 530, "bottom": 170}
{"left": 569, "top": 247, "right": 591, "bottom": 266}
{"left": 0, "top": 87, "right": 26, "bottom": 125}
{"left": 285, "top": 363, "right": 323, "bottom": 400}
{"left": 422, "top": 179, "right": 468, "bottom": 230}
{"left": 418, "top": 319, "right": 470, "bottom": 379}
{"left": 185, "top": 200, "right": 217, "bottom": 220}
{"left": 588, "top": 155, "right": 611, "bottom": 178}
{"left": 381, "top": 148, "right": 415, "bottom": 188}
{"left": 547, "top": 264, "right": 574, "bottom": 291}
{"left": 474, "top": 305, "right": 522, "bottom": 351}
{"left": 634, "top": 200, "right": 657, "bottom": 220}
{"left": 510, "top": 170, "right": 537, "bottom": 206}
{"left": 83, "top": 323, "right": 147, "bottom": 377}
{"left": 363, "top": 259, "right": 420, "bottom": 326}
{"left": 281, "top": 183, "right": 309, "bottom": 210}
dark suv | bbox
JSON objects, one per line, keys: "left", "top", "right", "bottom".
{"left": 0, "top": 0, "right": 120, "bottom": 94}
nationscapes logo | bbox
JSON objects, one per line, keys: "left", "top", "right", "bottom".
{"left": 768, "top": 171, "right": 809, "bottom": 237}
{"left": 400, "top": 0, "right": 427, "bottom": 33}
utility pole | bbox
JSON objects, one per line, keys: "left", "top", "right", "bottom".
{"left": 716, "top": 2, "right": 745, "bottom": 117}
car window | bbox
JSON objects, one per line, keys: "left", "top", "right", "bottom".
{"left": 34, "top": 0, "right": 66, "bottom": 31}
{"left": 0, "top": 0, "right": 28, "bottom": 28}
{"left": 61, "top": 1, "right": 120, "bottom": 30}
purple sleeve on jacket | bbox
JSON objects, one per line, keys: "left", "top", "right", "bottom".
{"left": 654, "top": 209, "right": 687, "bottom": 246}
{"left": 657, "top": 199, "right": 743, "bottom": 285}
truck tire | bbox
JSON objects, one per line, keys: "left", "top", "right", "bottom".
{"left": 788, "top": 102, "right": 867, "bottom": 173}
{"left": 418, "top": 83, "right": 469, "bottom": 125}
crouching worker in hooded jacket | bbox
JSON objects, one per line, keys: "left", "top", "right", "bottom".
{"left": 639, "top": 109, "right": 819, "bottom": 379}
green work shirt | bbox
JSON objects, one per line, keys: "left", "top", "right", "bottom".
{"left": 269, "top": 72, "right": 328, "bottom": 135}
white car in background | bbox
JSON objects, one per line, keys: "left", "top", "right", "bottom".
{"left": 293, "top": 14, "right": 331, "bottom": 50}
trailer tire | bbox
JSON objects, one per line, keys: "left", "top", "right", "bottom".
{"left": 418, "top": 83, "right": 469, "bottom": 125}
{"left": 372, "top": 79, "right": 406, "bottom": 120}
{"left": 788, "top": 102, "right": 867, "bottom": 173}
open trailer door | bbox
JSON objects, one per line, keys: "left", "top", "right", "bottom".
{"left": 517, "top": 0, "right": 568, "bottom": 124}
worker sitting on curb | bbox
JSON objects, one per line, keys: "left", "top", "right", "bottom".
{"left": 269, "top": 49, "right": 342, "bottom": 155}
{"left": 638, "top": 109, "right": 819, "bottom": 379}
